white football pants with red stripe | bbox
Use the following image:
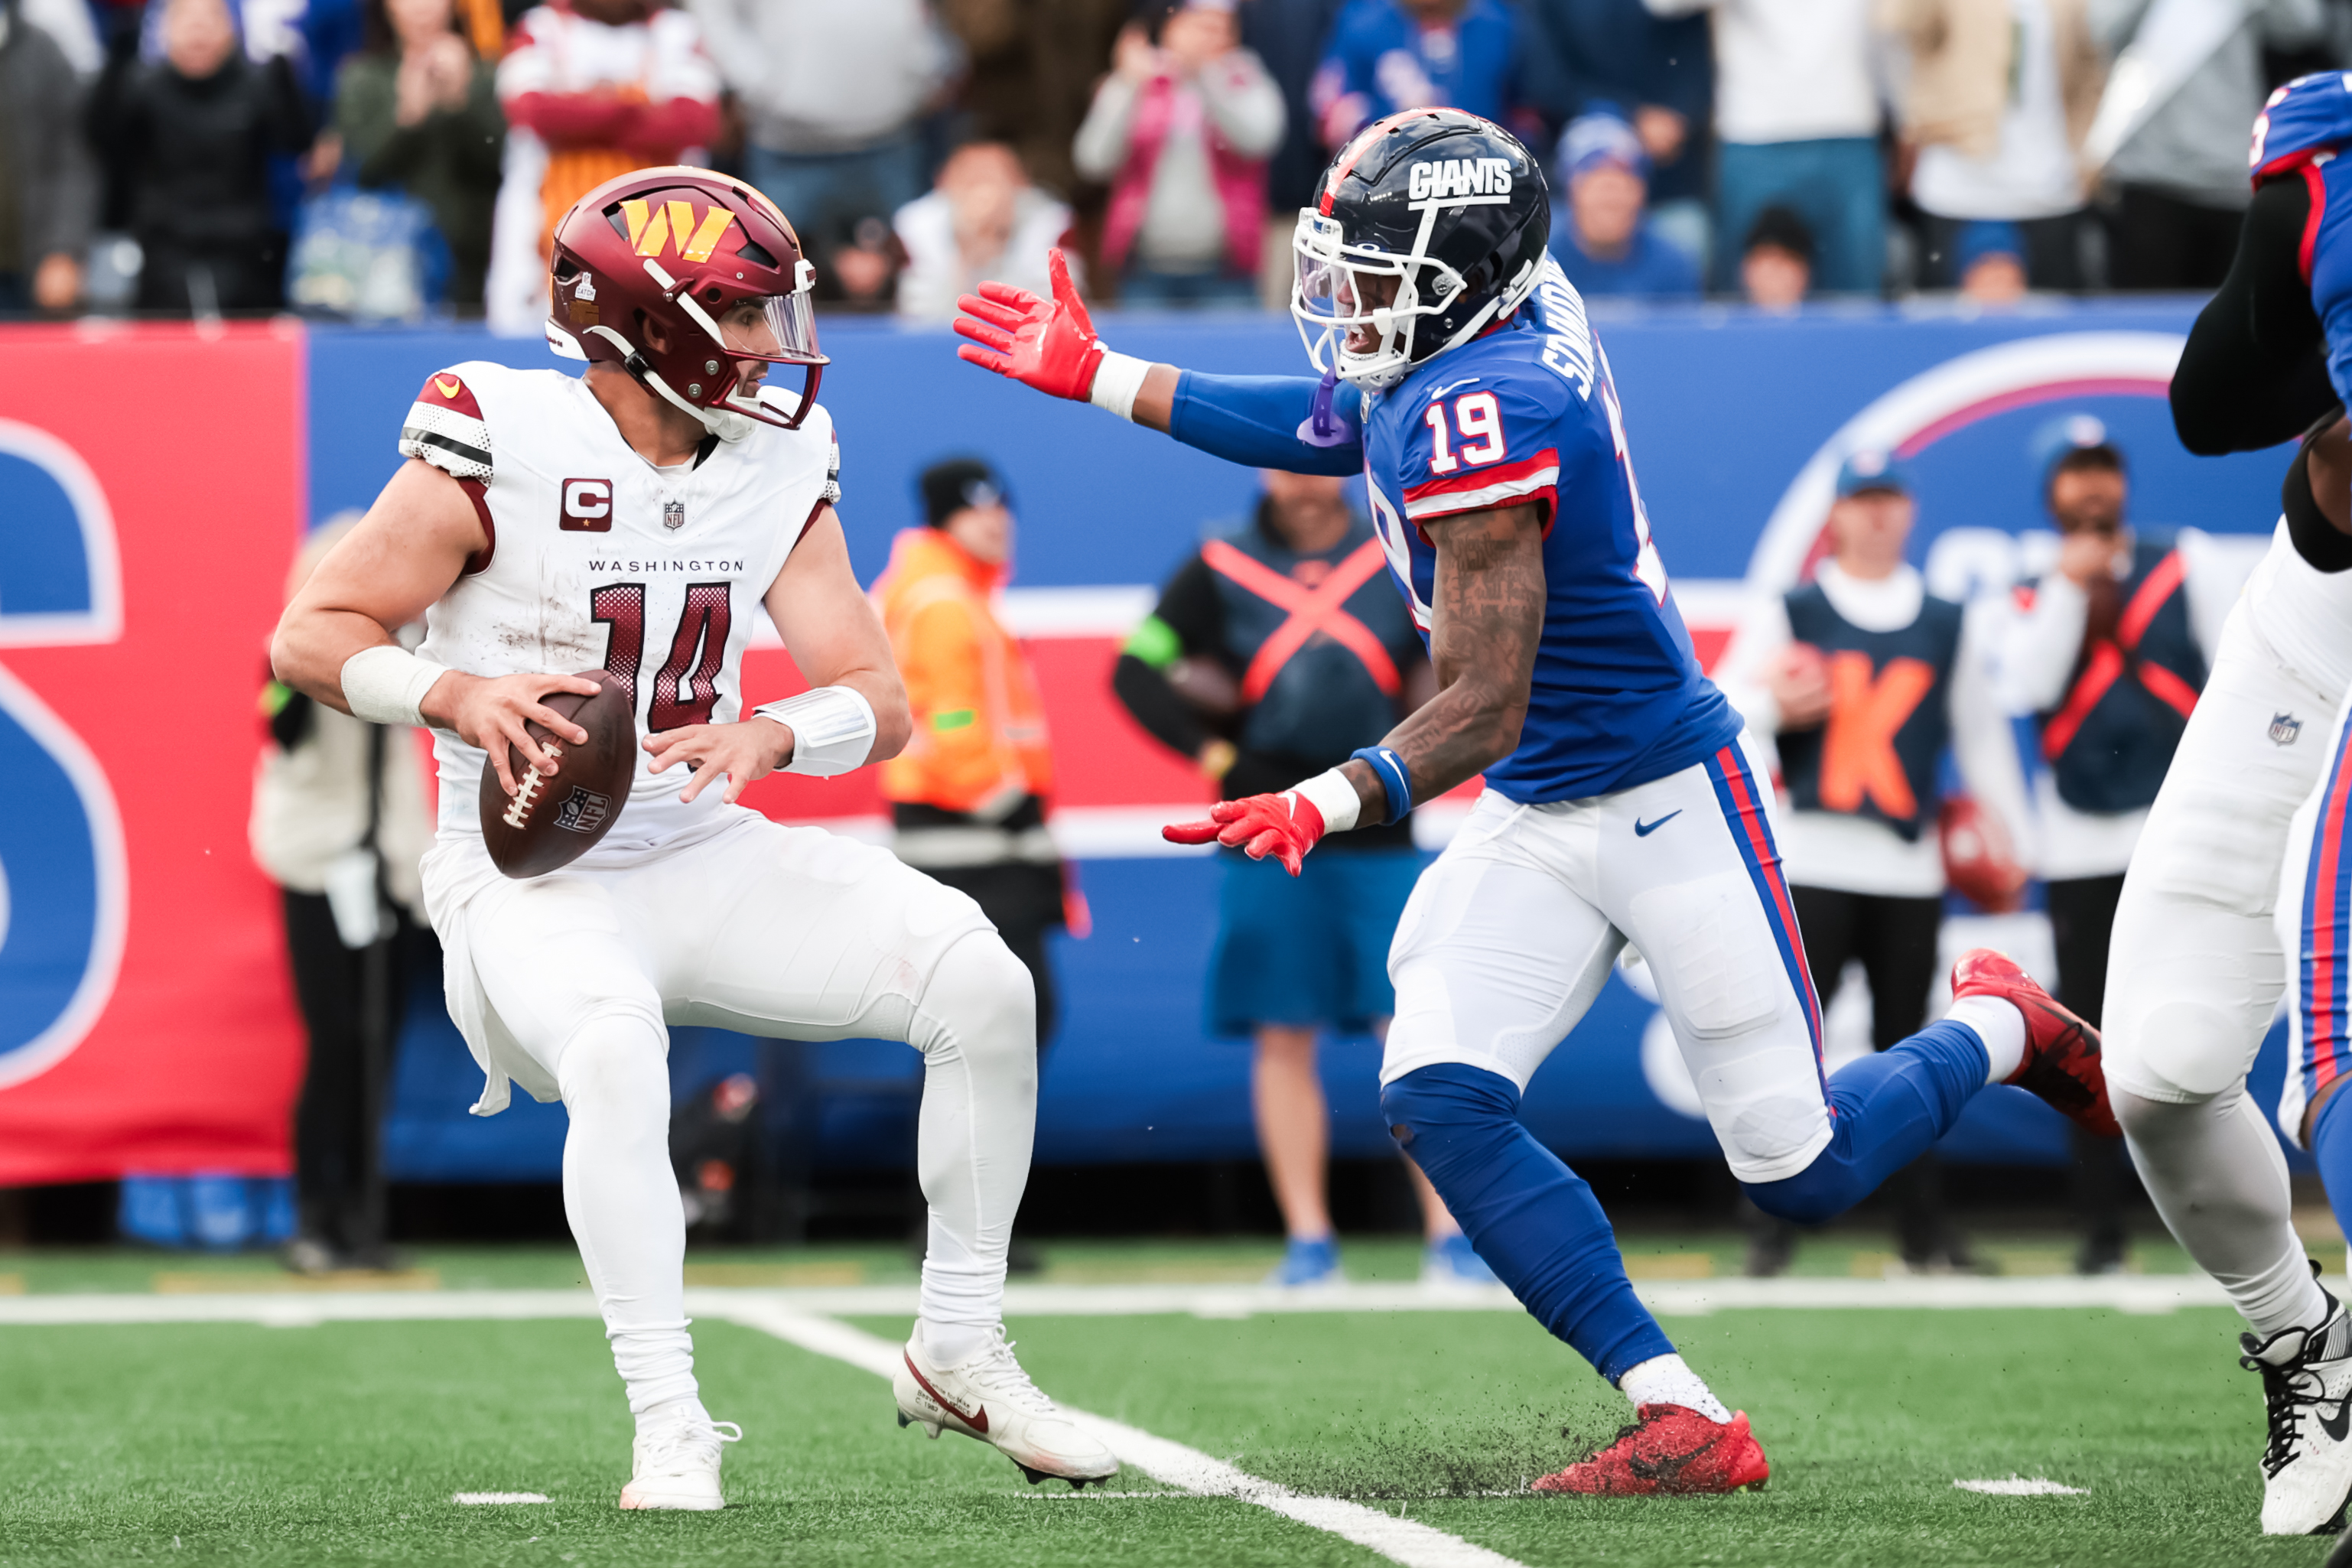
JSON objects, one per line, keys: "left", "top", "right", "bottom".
{"left": 1379, "top": 727, "right": 1836, "bottom": 1185}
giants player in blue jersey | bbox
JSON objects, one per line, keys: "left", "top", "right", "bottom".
{"left": 2145, "top": 70, "right": 2352, "bottom": 1538}
{"left": 956, "top": 109, "right": 2116, "bottom": 1494}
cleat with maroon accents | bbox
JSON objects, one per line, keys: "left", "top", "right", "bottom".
{"left": 893, "top": 1326, "right": 1118, "bottom": 1488}
{"left": 1949, "top": 948, "right": 2119, "bottom": 1138}
{"left": 1532, "top": 1404, "right": 1770, "bottom": 1496}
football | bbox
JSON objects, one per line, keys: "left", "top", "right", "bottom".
{"left": 1939, "top": 795, "right": 2025, "bottom": 913}
{"left": 477, "top": 672, "right": 635, "bottom": 879}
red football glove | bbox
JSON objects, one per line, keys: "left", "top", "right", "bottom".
{"left": 954, "top": 248, "right": 1106, "bottom": 402}
{"left": 1163, "top": 790, "right": 1327, "bottom": 877}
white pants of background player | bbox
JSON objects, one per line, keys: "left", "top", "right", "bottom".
{"left": 425, "top": 810, "right": 1030, "bottom": 1426}
{"left": 2104, "top": 527, "right": 2352, "bottom": 1338}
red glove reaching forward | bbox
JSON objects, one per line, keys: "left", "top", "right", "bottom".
{"left": 954, "top": 249, "right": 1107, "bottom": 402}
{"left": 1163, "top": 791, "right": 1328, "bottom": 877}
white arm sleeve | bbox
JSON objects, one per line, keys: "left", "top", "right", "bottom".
{"left": 1951, "top": 603, "right": 2036, "bottom": 867}
{"left": 753, "top": 685, "right": 877, "bottom": 777}
{"left": 1996, "top": 574, "right": 2090, "bottom": 714}
{"left": 340, "top": 644, "right": 446, "bottom": 727}
{"left": 1711, "top": 593, "right": 1794, "bottom": 737}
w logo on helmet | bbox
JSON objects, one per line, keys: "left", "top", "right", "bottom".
{"left": 619, "top": 198, "right": 737, "bottom": 263}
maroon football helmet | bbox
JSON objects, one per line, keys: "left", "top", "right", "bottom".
{"left": 546, "top": 165, "right": 827, "bottom": 433}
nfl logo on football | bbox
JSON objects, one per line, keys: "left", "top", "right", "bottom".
{"left": 554, "top": 786, "right": 612, "bottom": 834}
{"left": 2272, "top": 712, "right": 2302, "bottom": 746}
{"left": 663, "top": 499, "right": 686, "bottom": 531}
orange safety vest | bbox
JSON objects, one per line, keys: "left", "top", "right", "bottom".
{"left": 873, "top": 529, "right": 1052, "bottom": 816}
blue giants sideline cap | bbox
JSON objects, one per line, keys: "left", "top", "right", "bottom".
{"left": 1558, "top": 111, "right": 1650, "bottom": 183}
{"left": 2030, "top": 412, "right": 2123, "bottom": 490}
{"left": 1834, "top": 448, "right": 1911, "bottom": 498}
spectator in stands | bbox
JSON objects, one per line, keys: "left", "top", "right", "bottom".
{"left": 1111, "top": 471, "right": 1496, "bottom": 1290}
{"left": 329, "top": 0, "right": 504, "bottom": 307}
{"left": 1240, "top": 0, "right": 1348, "bottom": 302}
{"left": 894, "top": 141, "right": 1075, "bottom": 323}
{"left": 1644, "top": 0, "right": 1886, "bottom": 294}
{"left": 1547, "top": 109, "right": 1700, "bottom": 299}
{"left": 686, "top": 0, "right": 954, "bottom": 304}
{"left": 87, "top": 0, "right": 314, "bottom": 314}
{"left": 252, "top": 519, "right": 437, "bottom": 1275}
{"left": 1074, "top": 0, "right": 1283, "bottom": 307}
{"left": 2095, "top": 0, "right": 2324, "bottom": 290}
{"left": 1996, "top": 417, "right": 2230, "bottom": 1272}
{"left": 1311, "top": 0, "right": 1519, "bottom": 152}
{"left": 24, "top": 0, "right": 98, "bottom": 74}
{"left": 0, "top": 0, "right": 98, "bottom": 314}
{"left": 1739, "top": 203, "right": 1813, "bottom": 309}
{"left": 482, "top": 0, "right": 719, "bottom": 334}
{"left": 873, "top": 459, "right": 1072, "bottom": 1049}
{"left": 1953, "top": 219, "right": 2028, "bottom": 304}
{"left": 1519, "top": 0, "right": 1713, "bottom": 269}
{"left": 1882, "top": 0, "right": 2103, "bottom": 292}
{"left": 1714, "top": 451, "right": 2030, "bottom": 1277}
{"left": 936, "top": 0, "right": 1130, "bottom": 206}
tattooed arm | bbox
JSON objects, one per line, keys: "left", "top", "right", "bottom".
{"left": 1338, "top": 503, "right": 1547, "bottom": 818}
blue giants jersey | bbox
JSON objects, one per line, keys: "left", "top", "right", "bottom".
{"left": 2253, "top": 73, "right": 2352, "bottom": 405}
{"left": 1361, "top": 257, "right": 1739, "bottom": 802}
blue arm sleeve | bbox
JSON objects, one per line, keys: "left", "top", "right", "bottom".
{"left": 1166, "top": 371, "right": 1365, "bottom": 477}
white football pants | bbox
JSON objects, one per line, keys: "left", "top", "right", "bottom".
{"left": 428, "top": 812, "right": 1032, "bottom": 1417}
{"left": 2106, "top": 531, "right": 2352, "bottom": 1336}
{"left": 1381, "top": 728, "right": 1835, "bottom": 1184}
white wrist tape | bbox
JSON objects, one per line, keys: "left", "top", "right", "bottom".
{"left": 340, "top": 644, "right": 446, "bottom": 727}
{"left": 1088, "top": 350, "right": 1151, "bottom": 422}
{"left": 754, "top": 685, "right": 877, "bottom": 777}
{"left": 1292, "top": 767, "right": 1361, "bottom": 834}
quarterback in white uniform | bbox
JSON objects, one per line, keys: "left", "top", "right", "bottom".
{"left": 272, "top": 168, "right": 1116, "bottom": 1508}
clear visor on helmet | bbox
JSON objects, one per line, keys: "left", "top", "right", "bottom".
{"left": 710, "top": 288, "right": 824, "bottom": 366}
{"left": 1290, "top": 209, "right": 1462, "bottom": 387}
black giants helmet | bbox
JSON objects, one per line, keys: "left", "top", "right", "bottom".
{"left": 1292, "top": 109, "right": 1550, "bottom": 391}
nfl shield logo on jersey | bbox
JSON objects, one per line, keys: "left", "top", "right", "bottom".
{"left": 663, "top": 499, "right": 686, "bottom": 531}
{"left": 2272, "top": 712, "right": 2303, "bottom": 747}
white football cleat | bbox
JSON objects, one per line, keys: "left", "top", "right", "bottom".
{"left": 893, "top": 1327, "right": 1119, "bottom": 1489}
{"left": 2244, "top": 1297, "right": 2352, "bottom": 1534}
{"left": 617, "top": 1411, "right": 743, "bottom": 1511}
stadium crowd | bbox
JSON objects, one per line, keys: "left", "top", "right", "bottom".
{"left": 8, "top": 0, "right": 2352, "bottom": 320}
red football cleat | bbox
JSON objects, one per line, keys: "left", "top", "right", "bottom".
{"left": 1949, "top": 948, "right": 2119, "bottom": 1138}
{"left": 1532, "top": 1404, "right": 1770, "bottom": 1496}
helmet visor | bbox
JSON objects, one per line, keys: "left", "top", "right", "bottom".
{"left": 711, "top": 290, "right": 825, "bottom": 366}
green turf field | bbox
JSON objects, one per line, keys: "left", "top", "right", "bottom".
{"left": 0, "top": 1251, "right": 2337, "bottom": 1568}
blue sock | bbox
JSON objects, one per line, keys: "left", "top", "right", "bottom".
{"left": 1381, "top": 1064, "right": 1674, "bottom": 1383}
{"left": 2312, "top": 1085, "right": 2352, "bottom": 1250}
{"left": 1743, "top": 1019, "right": 1990, "bottom": 1225}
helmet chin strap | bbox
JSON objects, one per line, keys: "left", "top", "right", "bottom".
{"left": 584, "top": 323, "right": 756, "bottom": 442}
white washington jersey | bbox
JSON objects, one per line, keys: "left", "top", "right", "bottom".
{"left": 401, "top": 360, "right": 839, "bottom": 882}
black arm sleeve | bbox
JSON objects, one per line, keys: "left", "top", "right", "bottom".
{"left": 1109, "top": 555, "right": 1228, "bottom": 761}
{"left": 2171, "top": 174, "right": 2338, "bottom": 455}
{"left": 1112, "top": 653, "right": 1213, "bottom": 759}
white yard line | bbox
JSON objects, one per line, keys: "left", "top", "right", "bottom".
{"left": 0, "top": 1272, "right": 2293, "bottom": 1329}
{"left": 714, "top": 1299, "right": 1527, "bottom": 1568}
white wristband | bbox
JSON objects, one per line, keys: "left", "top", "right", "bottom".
{"left": 1088, "top": 349, "right": 1151, "bottom": 422}
{"left": 340, "top": 644, "right": 446, "bottom": 727}
{"left": 1292, "top": 768, "right": 1361, "bottom": 834}
{"left": 754, "top": 685, "right": 877, "bottom": 777}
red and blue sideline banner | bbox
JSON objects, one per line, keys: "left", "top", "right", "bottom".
{"left": 0, "top": 323, "right": 308, "bottom": 1185}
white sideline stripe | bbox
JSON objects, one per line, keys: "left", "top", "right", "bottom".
{"left": 451, "top": 1492, "right": 548, "bottom": 1505}
{"left": 716, "top": 1301, "right": 1526, "bottom": 1568}
{"left": 0, "top": 1273, "right": 2308, "bottom": 1329}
